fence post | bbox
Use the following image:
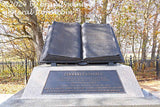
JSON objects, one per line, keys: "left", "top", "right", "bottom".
{"left": 25, "top": 58, "right": 28, "bottom": 84}
{"left": 129, "top": 55, "right": 132, "bottom": 68}
{"left": 156, "top": 55, "right": 160, "bottom": 79}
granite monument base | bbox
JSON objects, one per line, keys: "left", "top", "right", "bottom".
{"left": 22, "top": 64, "right": 144, "bottom": 98}
{"left": 1, "top": 64, "right": 160, "bottom": 107}
{"left": 1, "top": 89, "right": 160, "bottom": 107}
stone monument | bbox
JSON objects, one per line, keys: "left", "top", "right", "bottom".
{"left": 23, "top": 22, "right": 143, "bottom": 98}
{"left": 1, "top": 21, "right": 160, "bottom": 107}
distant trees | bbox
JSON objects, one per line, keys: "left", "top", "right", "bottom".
{"left": 111, "top": 0, "right": 160, "bottom": 61}
{"left": 0, "top": 0, "right": 160, "bottom": 62}
{"left": 100, "top": 0, "right": 122, "bottom": 24}
{"left": 151, "top": 1, "right": 160, "bottom": 61}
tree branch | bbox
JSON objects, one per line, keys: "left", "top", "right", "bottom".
{"left": 54, "top": 0, "right": 60, "bottom": 4}
{"left": 0, "top": 38, "right": 18, "bottom": 43}
{"left": 0, "top": 33, "right": 33, "bottom": 40}
{"left": 23, "top": 25, "right": 32, "bottom": 36}
{"left": 13, "top": 14, "right": 32, "bottom": 27}
{"left": 106, "top": 4, "right": 115, "bottom": 16}
{"left": 6, "top": 0, "right": 37, "bottom": 25}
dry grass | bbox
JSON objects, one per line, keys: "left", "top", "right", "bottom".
{"left": 0, "top": 83, "right": 25, "bottom": 94}
{"left": 135, "top": 70, "right": 157, "bottom": 81}
{"left": 1, "top": 81, "right": 160, "bottom": 94}
{"left": 0, "top": 70, "right": 160, "bottom": 94}
{"left": 139, "top": 80, "right": 160, "bottom": 92}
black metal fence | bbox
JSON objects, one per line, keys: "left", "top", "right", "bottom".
{"left": 0, "top": 56, "right": 160, "bottom": 84}
{"left": 126, "top": 55, "right": 160, "bottom": 80}
{"left": 0, "top": 59, "right": 38, "bottom": 84}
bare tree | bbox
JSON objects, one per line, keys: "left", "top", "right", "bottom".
{"left": 1, "top": 0, "right": 44, "bottom": 60}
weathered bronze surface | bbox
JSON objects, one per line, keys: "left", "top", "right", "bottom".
{"left": 40, "top": 21, "right": 124, "bottom": 64}
{"left": 42, "top": 70, "right": 125, "bottom": 94}
{"left": 82, "top": 23, "right": 124, "bottom": 63}
{"left": 40, "top": 21, "right": 82, "bottom": 63}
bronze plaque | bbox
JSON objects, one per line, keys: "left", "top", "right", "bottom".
{"left": 42, "top": 70, "right": 125, "bottom": 94}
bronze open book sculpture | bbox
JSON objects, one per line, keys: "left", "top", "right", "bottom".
{"left": 40, "top": 21, "right": 124, "bottom": 64}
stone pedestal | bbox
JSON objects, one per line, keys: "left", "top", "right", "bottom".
{"left": 1, "top": 64, "right": 160, "bottom": 107}
{"left": 1, "top": 89, "right": 160, "bottom": 107}
{"left": 22, "top": 64, "right": 143, "bottom": 99}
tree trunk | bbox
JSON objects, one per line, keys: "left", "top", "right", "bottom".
{"left": 80, "top": 0, "right": 85, "bottom": 24}
{"left": 158, "top": 43, "right": 160, "bottom": 56}
{"left": 141, "top": 0, "right": 151, "bottom": 62}
{"left": 151, "top": 11, "right": 158, "bottom": 61}
{"left": 8, "top": 0, "right": 44, "bottom": 61}
{"left": 141, "top": 29, "right": 148, "bottom": 62}
{"left": 26, "top": 0, "right": 44, "bottom": 61}
{"left": 138, "top": 37, "right": 142, "bottom": 61}
{"left": 151, "top": 33, "right": 157, "bottom": 61}
{"left": 132, "top": 34, "right": 136, "bottom": 60}
{"left": 101, "top": 0, "right": 108, "bottom": 24}
{"left": 31, "top": 58, "right": 35, "bottom": 68}
{"left": 31, "top": 22, "right": 44, "bottom": 61}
